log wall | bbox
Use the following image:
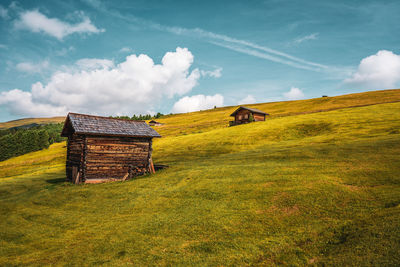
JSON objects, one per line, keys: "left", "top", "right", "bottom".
{"left": 84, "top": 136, "right": 151, "bottom": 182}
{"left": 234, "top": 110, "right": 265, "bottom": 123}
{"left": 253, "top": 113, "right": 265, "bottom": 121}
{"left": 66, "top": 135, "right": 152, "bottom": 183}
{"left": 66, "top": 134, "right": 85, "bottom": 183}
{"left": 235, "top": 109, "right": 251, "bottom": 122}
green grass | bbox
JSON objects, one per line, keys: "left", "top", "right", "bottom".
{"left": 1, "top": 89, "right": 400, "bottom": 265}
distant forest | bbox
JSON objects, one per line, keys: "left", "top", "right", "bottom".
{"left": 0, "top": 123, "right": 65, "bottom": 161}
{"left": 110, "top": 112, "right": 164, "bottom": 121}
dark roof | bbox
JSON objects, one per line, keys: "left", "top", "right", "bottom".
{"left": 230, "top": 106, "right": 269, "bottom": 116}
{"left": 61, "top": 113, "right": 161, "bottom": 138}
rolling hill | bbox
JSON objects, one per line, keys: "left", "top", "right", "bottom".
{"left": 0, "top": 89, "right": 399, "bottom": 265}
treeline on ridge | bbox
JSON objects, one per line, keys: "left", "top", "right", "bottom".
{"left": 0, "top": 123, "right": 65, "bottom": 161}
{"left": 110, "top": 112, "right": 164, "bottom": 121}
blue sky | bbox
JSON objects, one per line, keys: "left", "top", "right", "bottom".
{"left": 0, "top": 0, "right": 399, "bottom": 122}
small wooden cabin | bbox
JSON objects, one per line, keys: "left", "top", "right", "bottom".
{"left": 148, "top": 120, "right": 163, "bottom": 126}
{"left": 61, "top": 113, "right": 161, "bottom": 184}
{"left": 230, "top": 106, "right": 269, "bottom": 126}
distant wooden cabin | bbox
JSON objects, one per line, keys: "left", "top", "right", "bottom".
{"left": 230, "top": 106, "right": 269, "bottom": 126}
{"left": 148, "top": 120, "right": 163, "bottom": 126}
{"left": 61, "top": 113, "right": 161, "bottom": 184}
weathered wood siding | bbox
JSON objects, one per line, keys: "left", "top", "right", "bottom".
{"left": 66, "top": 135, "right": 152, "bottom": 183}
{"left": 84, "top": 136, "right": 151, "bottom": 181}
{"left": 66, "top": 134, "right": 85, "bottom": 183}
{"left": 253, "top": 113, "right": 265, "bottom": 121}
{"left": 235, "top": 109, "right": 251, "bottom": 123}
{"left": 234, "top": 110, "right": 265, "bottom": 124}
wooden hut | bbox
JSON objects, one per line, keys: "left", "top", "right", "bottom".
{"left": 61, "top": 113, "right": 161, "bottom": 184}
{"left": 229, "top": 106, "right": 269, "bottom": 126}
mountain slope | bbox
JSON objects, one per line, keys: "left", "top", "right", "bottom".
{"left": 0, "top": 90, "right": 399, "bottom": 265}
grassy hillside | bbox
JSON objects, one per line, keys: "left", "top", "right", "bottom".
{"left": 0, "top": 116, "right": 65, "bottom": 130}
{"left": 149, "top": 89, "right": 400, "bottom": 136}
{"left": 0, "top": 89, "right": 400, "bottom": 265}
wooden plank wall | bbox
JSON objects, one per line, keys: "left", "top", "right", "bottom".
{"left": 253, "top": 113, "right": 265, "bottom": 121}
{"left": 235, "top": 109, "right": 250, "bottom": 122}
{"left": 66, "top": 134, "right": 85, "bottom": 183}
{"left": 84, "top": 136, "right": 151, "bottom": 181}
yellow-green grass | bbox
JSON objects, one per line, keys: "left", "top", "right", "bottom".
{"left": 1, "top": 91, "right": 400, "bottom": 265}
{"left": 0, "top": 142, "right": 66, "bottom": 180}
{"left": 0, "top": 116, "right": 65, "bottom": 129}
{"left": 151, "top": 89, "right": 400, "bottom": 136}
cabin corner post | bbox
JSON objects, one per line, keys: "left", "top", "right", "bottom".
{"left": 82, "top": 135, "right": 87, "bottom": 183}
{"left": 147, "top": 138, "right": 153, "bottom": 173}
{"left": 66, "top": 136, "right": 70, "bottom": 182}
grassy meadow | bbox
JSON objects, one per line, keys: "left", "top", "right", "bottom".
{"left": 0, "top": 89, "right": 400, "bottom": 265}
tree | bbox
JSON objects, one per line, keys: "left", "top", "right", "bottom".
{"left": 37, "top": 130, "right": 50, "bottom": 149}
{"left": 249, "top": 113, "right": 254, "bottom": 122}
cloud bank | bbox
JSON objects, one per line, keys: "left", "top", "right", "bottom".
{"left": 344, "top": 50, "right": 400, "bottom": 89}
{"left": 0, "top": 47, "right": 201, "bottom": 117}
{"left": 14, "top": 10, "right": 104, "bottom": 40}
{"left": 172, "top": 94, "right": 224, "bottom": 113}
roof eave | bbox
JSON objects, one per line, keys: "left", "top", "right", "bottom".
{"left": 74, "top": 131, "right": 161, "bottom": 138}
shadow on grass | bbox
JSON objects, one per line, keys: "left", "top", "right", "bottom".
{"left": 45, "top": 177, "right": 66, "bottom": 184}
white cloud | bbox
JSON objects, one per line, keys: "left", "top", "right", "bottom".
{"left": 344, "top": 50, "right": 400, "bottom": 89}
{"left": 120, "top": 47, "right": 132, "bottom": 53}
{"left": 0, "top": 47, "right": 201, "bottom": 117}
{"left": 75, "top": 58, "right": 114, "bottom": 70}
{"left": 14, "top": 10, "right": 104, "bottom": 40}
{"left": 283, "top": 87, "right": 305, "bottom": 100}
{"left": 172, "top": 94, "right": 224, "bottom": 113}
{"left": 200, "top": 67, "right": 222, "bottom": 78}
{"left": 16, "top": 60, "right": 49, "bottom": 73}
{"left": 0, "top": 89, "right": 68, "bottom": 117}
{"left": 0, "top": 44, "right": 7, "bottom": 49}
{"left": 238, "top": 94, "right": 256, "bottom": 105}
{"left": 293, "top": 33, "right": 319, "bottom": 44}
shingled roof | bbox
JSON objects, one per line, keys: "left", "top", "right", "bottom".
{"left": 230, "top": 106, "right": 269, "bottom": 116}
{"left": 61, "top": 113, "right": 161, "bottom": 138}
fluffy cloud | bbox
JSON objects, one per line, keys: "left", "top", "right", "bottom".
{"left": 172, "top": 94, "right": 224, "bottom": 113}
{"left": 200, "top": 67, "right": 222, "bottom": 78}
{"left": 238, "top": 94, "right": 256, "bottom": 104}
{"left": 283, "top": 87, "right": 305, "bottom": 100}
{"left": 75, "top": 58, "right": 114, "bottom": 70}
{"left": 0, "top": 47, "right": 201, "bottom": 117}
{"left": 14, "top": 10, "right": 104, "bottom": 40}
{"left": 16, "top": 60, "right": 49, "bottom": 73}
{"left": 120, "top": 47, "right": 132, "bottom": 53}
{"left": 344, "top": 50, "right": 400, "bottom": 89}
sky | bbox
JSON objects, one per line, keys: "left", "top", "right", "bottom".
{"left": 0, "top": 0, "right": 399, "bottom": 122}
